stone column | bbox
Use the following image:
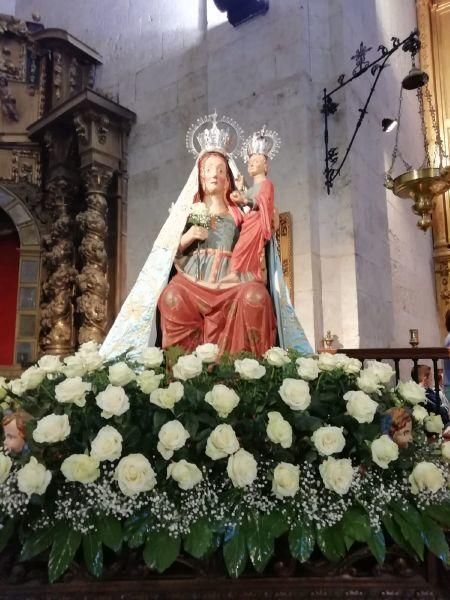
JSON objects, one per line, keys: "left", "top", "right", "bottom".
{"left": 40, "top": 176, "right": 77, "bottom": 355}
{"left": 76, "top": 164, "right": 113, "bottom": 344}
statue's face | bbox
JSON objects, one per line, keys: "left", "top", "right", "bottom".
{"left": 248, "top": 153, "right": 267, "bottom": 177}
{"left": 392, "top": 420, "right": 413, "bottom": 449}
{"left": 3, "top": 420, "right": 25, "bottom": 454}
{"left": 201, "top": 154, "right": 228, "bottom": 195}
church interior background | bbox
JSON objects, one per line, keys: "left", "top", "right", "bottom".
{"left": 0, "top": 0, "right": 450, "bottom": 596}
{"left": 1, "top": 0, "right": 449, "bottom": 374}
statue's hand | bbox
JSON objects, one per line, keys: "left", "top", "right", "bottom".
{"left": 180, "top": 225, "right": 208, "bottom": 252}
{"left": 230, "top": 190, "right": 245, "bottom": 205}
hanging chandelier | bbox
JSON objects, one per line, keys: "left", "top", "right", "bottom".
{"left": 384, "top": 57, "right": 450, "bottom": 231}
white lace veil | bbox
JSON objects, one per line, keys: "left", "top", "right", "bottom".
{"left": 100, "top": 160, "right": 199, "bottom": 359}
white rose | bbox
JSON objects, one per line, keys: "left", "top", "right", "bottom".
{"left": 357, "top": 370, "right": 383, "bottom": 395}
{"left": 91, "top": 425, "right": 123, "bottom": 462}
{"left": 150, "top": 381, "right": 184, "bottom": 411}
{"left": 227, "top": 448, "right": 257, "bottom": 488}
{"left": 37, "top": 354, "right": 62, "bottom": 373}
{"left": 62, "top": 354, "right": 87, "bottom": 377}
{"left": 371, "top": 435, "right": 399, "bottom": 469}
{"left": 317, "top": 353, "right": 341, "bottom": 371}
{"left": 344, "top": 390, "right": 378, "bottom": 423}
{"left": 263, "top": 347, "right": 291, "bottom": 367}
{"left": 365, "top": 360, "right": 395, "bottom": 384}
{"left": 206, "top": 424, "right": 240, "bottom": 460}
{"left": 296, "top": 357, "right": 319, "bottom": 381}
{"left": 0, "top": 453, "right": 12, "bottom": 484}
{"left": 397, "top": 380, "right": 427, "bottom": 405}
{"left": 412, "top": 404, "right": 428, "bottom": 423}
{"left": 279, "top": 378, "right": 311, "bottom": 411}
{"left": 204, "top": 384, "right": 239, "bottom": 418}
{"left": 167, "top": 460, "right": 203, "bottom": 490}
{"left": 78, "top": 341, "right": 100, "bottom": 355}
{"left": 20, "top": 366, "right": 45, "bottom": 390}
{"left": 0, "top": 377, "right": 7, "bottom": 401}
{"left": 77, "top": 344, "right": 103, "bottom": 372}
{"left": 409, "top": 462, "right": 445, "bottom": 494}
{"left": 234, "top": 358, "right": 266, "bottom": 380}
{"left": 157, "top": 420, "right": 190, "bottom": 459}
{"left": 312, "top": 426, "right": 346, "bottom": 456}
{"left": 137, "top": 347, "right": 164, "bottom": 368}
{"left": 96, "top": 385, "right": 130, "bottom": 419}
{"left": 441, "top": 441, "right": 450, "bottom": 462}
{"left": 195, "top": 343, "right": 219, "bottom": 364}
{"left": 108, "top": 362, "right": 135, "bottom": 386}
{"left": 55, "top": 377, "right": 92, "bottom": 408}
{"left": 8, "top": 378, "right": 26, "bottom": 396}
{"left": 17, "top": 457, "right": 52, "bottom": 496}
{"left": 272, "top": 462, "right": 300, "bottom": 499}
{"left": 137, "top": 370, "right": 164, "bottom": 394}
{"left": 425, "top": 414, "right": 444, "bottom": 434}
{"left": 266, "top": 412, "right": 293, "bottom": 448}
{"left": 33, "top": 414, "right": 71, "bottom": 444}
{"left": 319, "top": 456, "right": 354, "bottom": 496}
{"left": 173, "top": 354, "right": 203, "bottom": 381}
{"left": 115, "top": 454, "right": 156, "bottom": 496}
{"left": 61, "top": 454, "right": 100, "bottom": 483}
{"left": 343, "top": 357, "right": 363, "bottom": 375}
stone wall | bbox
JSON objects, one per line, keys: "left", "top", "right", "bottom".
{"left": 14, "top": 0, "right": 442, "bottom": 349}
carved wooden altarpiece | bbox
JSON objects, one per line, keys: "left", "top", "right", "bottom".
{"left": 0, "top": 15, "right": 135, "bottom": 374}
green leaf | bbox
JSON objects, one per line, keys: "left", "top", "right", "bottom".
{"left": 124, "top": 509, "right": 151, "bottom": 548}
{"left": 367, "top": 529, "right": 386, "bottom": 564}
{"left": 82, "top": 530, "right": 103, "bottom": 578}
{"left": 341, "top": 506, "right": 371, "bottom": 542}
{"left": 48, "top": 525, "right": 82, "bottom": 583}
{"left": 265, "top": 511, "right": 288, "bottom": 539}
{"left": 245, "top": 512, "right": 274, "bottom": 572}
{"left": 20, "top": 526, "right": 55, "bottom": 561}
{"left": 183, "top": 518, "right": 213, "bottom": 558}
{"left": 0, "top": 519, "right": 15, "bottom": 554}
{"left": 96, "top": 515, "right": 122, "bottom": 552}
{"left": 143, "top": 531, "right": 180, "bottom": 573}
{"left": 423, "top": 503, "right": 450, "bottom": 528}
{"left": 223, "top": 525, "right": 248, "bottom": 578}
{"left": 421, "top": 515, "right": 450, "bottom": 564}
{"left": 288, "top": 520, "right": 315, "bottom": 563}
{"left": 316, "top": 524, "right": 346, "bottom": 562}
{"left": 390, "top": 503, "right": 424, "bottom": 560}
{"left": 382, "top": 514, "right": 414, "bottom": 557}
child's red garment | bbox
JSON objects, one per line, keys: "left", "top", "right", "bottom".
{"left": 230, "top": 178, "right": 274, "bottom": 280}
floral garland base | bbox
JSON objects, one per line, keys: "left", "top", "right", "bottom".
{"left": 0, "top": 343, "right": 449, "bottom": 583}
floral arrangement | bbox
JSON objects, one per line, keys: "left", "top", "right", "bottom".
{"left": 187, "top": 203, "right": 212, "bottom": 228}
{"left": 0, "top": 343, "right": 449, "bottom": 583}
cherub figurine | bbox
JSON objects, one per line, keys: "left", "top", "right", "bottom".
{"left": 219, "top": 126, "right": 281, "bottom": 285}
{"left": 2, "top": 410, "right": 32, "bottom": 455}
{"left": 387, "top": 407, "right": 413, "bottom": 449}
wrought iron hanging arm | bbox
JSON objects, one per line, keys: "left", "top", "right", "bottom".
{"left": 322, "top": 29, "right": 420, "bottom": 194}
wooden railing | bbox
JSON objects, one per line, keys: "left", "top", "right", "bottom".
{"left": 338, "top": 347, "right": 450, "bottom": 406}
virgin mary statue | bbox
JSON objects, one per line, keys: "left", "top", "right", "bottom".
{"left": 100, "top": 113, "right": 312, "bottom": 359}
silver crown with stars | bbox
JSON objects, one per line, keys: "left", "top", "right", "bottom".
{"left": 186, "top": 111, "right": 244, "bottom": 159}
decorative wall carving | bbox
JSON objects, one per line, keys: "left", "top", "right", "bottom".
{"left": 40, "top": 177, "right": 77, "bottom": 355}
{"left": 76, "top": 164, "right": 113, "bottom": 344}
{"left": 0, "top": 75, "right": 19, "bottom": 121}
{"left": 52, "top": 50, "right": 62, "bottom": 100}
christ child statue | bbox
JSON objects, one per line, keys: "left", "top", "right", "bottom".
{"left": 219, "top": 126, "right": 280, "bottom": 285}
